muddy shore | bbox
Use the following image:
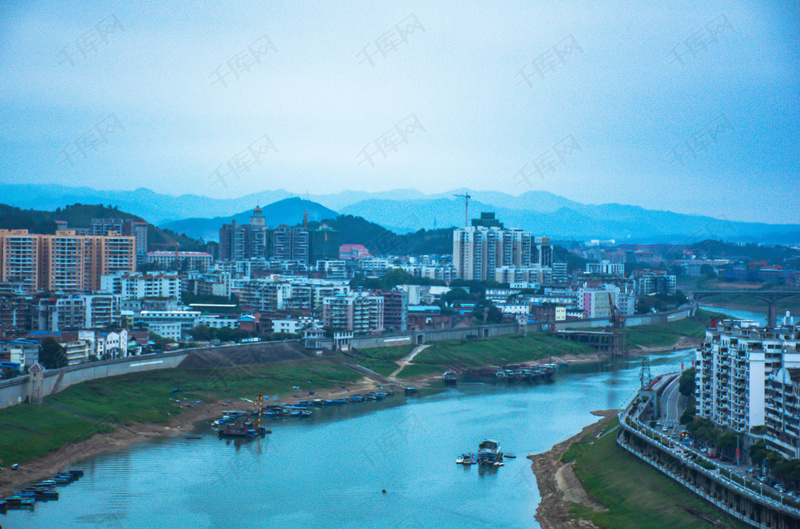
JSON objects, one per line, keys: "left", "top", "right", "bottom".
{"left": 0, "top": 345, "right": 692, "bottom": 498}
{"left": 0, "top": 379, "right": 388, "bottom": 497}
{"left": 528, "top": 410, "right": 617, "bottom": 529}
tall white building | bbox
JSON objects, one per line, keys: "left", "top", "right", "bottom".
{"left": 696, "top": 316, "right": 800, "bottom": 434}
{"left": 453, "top": 213, "right": 551, "bottom": 281}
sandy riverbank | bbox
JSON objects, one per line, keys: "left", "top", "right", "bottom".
{"left": 0, "top": 377, "right": 405, "bottom": 497}
{"left": 527, "top": 410, "right": 617, "bottom": 529}
{"left": 0, "top": 343, "right": 688, "bottom": 498}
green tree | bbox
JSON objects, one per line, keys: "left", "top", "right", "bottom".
{"left": 39, "top": 337, "right": 68, "bottom": 369}
{"left": 699, "top": 264, "right": 717, "bottom": 279}
{"left": 678, "top": 368, "right": 696, "bottom": 397}
{"left": 486, "top": 306, "right": 504, "bottom": 324}
{"left": 750, "top": 440, "right": 769, "bottom": 467}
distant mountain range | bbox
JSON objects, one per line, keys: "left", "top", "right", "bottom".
{"left": 1, "top": 183, "right": 799, "bottom": 244}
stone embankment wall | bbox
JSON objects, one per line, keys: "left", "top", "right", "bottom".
{"left": 0, "top": 306, "right": 693, "bottom": 409}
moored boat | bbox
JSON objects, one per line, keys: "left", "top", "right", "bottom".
{"left": 456, "top": 453, "right": 476, "bottom": 465}
{"left": 476, "top": 439, "right": 503, "bottom": 466}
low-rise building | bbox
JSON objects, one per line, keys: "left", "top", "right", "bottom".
{"left": 101, "top": 272, "right": 181, "bottom": 300}
{"left": 146, "top": 251, "right": 213, "bottom": 271}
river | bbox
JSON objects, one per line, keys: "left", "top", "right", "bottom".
{"left": 9, "top": 307, "right": 771, "bottom": 529}
{"left": 7, "top": 348, "right": 711, "bottom": 529}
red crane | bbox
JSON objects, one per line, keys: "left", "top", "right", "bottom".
{"left": 302, "top": 210, "right": 315, "bottom": 229}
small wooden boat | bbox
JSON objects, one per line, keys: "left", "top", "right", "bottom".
{"left": 5, "top": 495, "right": 36, "bottom": 509}
{"left": 456, "top": 453, "right": 476, "bottom": 465}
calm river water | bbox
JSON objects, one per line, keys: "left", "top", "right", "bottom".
{"left": 8, "top": 307, "right": 770, "bottom": 529}
{"left": 8, "top": 349, "right": 707, "bottom": 529}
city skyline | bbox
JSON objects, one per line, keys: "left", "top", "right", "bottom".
{"left": 1, "top": 1, "right": 798, "bottom": 223}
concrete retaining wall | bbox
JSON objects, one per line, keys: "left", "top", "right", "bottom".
{"left": 0, "top": 306, "right": 693, "bottom": 410}
{"left": 0, "top": 351, "right": 190, "bottom": 409}
{"left": 327, "top": 306, "right": 693, "bottom": 350}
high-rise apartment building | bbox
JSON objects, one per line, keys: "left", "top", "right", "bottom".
{"left": 696, "top": 317, "right": 800, "bottom": 434}
{"left": 273, "top": 225, "right": 309, "bottom": 264}
{"left": 765, "top": 367, "right": 800, "bottom": 459}
{"left": 0, "top": 229, "right": 135, "bottom": 293}
{"left": 452, "top": 213, "right": 551, "bottom": 281}
{"left": 89, "top": 218, "right": 148, "bottom": 257}
{"left": 309, "top": 225, "right": 340, "bottom": 265}
{"left": 219, "top": 207, "right": 268, "bottom": 261}
{"left": 0, "top": 230, "right": 40, "bottom": 293}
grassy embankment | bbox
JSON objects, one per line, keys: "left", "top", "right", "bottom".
{"left": 568, "top": 418, "right": 750, "bottom": 529}
{"left": 0, "top": 312, "right": 717, "bottom": 467}
{"left": 0, "top": 358, "right": 361, "bottom": 466}
{"left": 678, "top": 276, "right": 800, "bottom": 313}
{"left": 624, "top": 309, "right": 717, "bottom": 350}
{"left": 358, "top": 310, "right": 720, "bottom": 379}
{"left": 359, "top": 333, "right": 596, "bottom": 379}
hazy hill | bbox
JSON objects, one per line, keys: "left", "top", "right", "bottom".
{"left": 309, "top": 215, "right": 455, "bottom": 256}
{"left": 0, "top": 203, "right": 205, "bottom": 250}
{"left": 160, "top": 198, "right": 339, "bottom": 241}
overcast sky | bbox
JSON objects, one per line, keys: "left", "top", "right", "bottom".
{"left": 1, "top": 0, "right": 798, "bottom": 223}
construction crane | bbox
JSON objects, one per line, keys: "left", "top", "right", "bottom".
{"left": 607, "top": 292, "right": 627, "bottom": 358}
{"left": 453, "top": 192, "right": 471, "bottom": 227}
{"left": 302, "top": 210, "right": 315, "bottom": 230}
{"left": 607, "top": 292, "right": 624, "bottom": 332}
{"left": 218, "top": 394, "right": 267, "bottom": 438}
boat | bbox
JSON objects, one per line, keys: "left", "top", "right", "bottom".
{"left": 504, "top": 453, "right": 517, "bottom": 459}
{"left": 476, "top": 439, "right": 503, "bottom": 466}
{"left": 443, "top": 371, "right": 457, "bottom": 384}
{"left": 68, "top": 469, "right": 84, "bottom": 478}
{"left": 21, "top": 489, "right": 59, "bottom": 500}
{"left": 495, "top": 370, "right": 508, "bottom": 379}
{"left": 456, "top": 453, "right": 475, "bottom": 465}
{"left": 53, "top": 474, "right": 75, "bottom": 485}
{"left": 404, "top": 387, "right": 417, "bottom": 395}
{"left": 5, "top": 495, "right": 36, "bottom": 509}
{"left": 218, "top": 414, "right": 268, "bottom": 437}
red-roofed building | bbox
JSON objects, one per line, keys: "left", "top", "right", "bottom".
{"left": 339, "top": 244, "right": 371, "bottom": 260}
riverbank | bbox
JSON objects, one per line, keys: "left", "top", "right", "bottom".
{"left": 528, "top": 410, "right": 616, "bottom": 529}
{"left": 533, "top": 415, "right": 751, "bottom": 529}
{"left": 0, "top": 375, "right": 388, "bottom": 497}
{"left": 0, "top": 314, "right": 709, "bottom": 497}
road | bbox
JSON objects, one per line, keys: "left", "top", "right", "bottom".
{"left": 657, "top": 371, "right": 796, "bottom": 502}
{"left": 658, "top": 373, "right": 684, "bottom": 438}
{"left": 389, "top": 344, "right": 431, "bottom": 379}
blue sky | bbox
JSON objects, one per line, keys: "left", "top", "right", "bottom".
{"left": 0, "top": 0, "right": 798, "bottom": 223}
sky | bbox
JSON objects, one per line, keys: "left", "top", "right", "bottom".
{"left": 0, "top": 0, "right": 798, "bottom": 223}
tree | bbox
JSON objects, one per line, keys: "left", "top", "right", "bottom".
{"left": 678, "top": 368, "right": 696, "bottom": 397}
{"left": 699, "top": 264, "right": 717, "bottom": 279}
{"left": 486, "top": 306, "right": 504, "bottom": 324}
{"left": 750, "top": 440, "right": 769, "bottom": 467}
{"left": 39, "top": 337, "right": 68, "bottom": 369}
